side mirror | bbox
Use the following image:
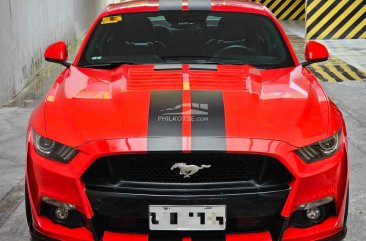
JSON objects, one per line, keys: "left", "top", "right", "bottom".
{"left": 44, "top": 41, "right": 71, "bottom": 68}
{"left": 302, "top": 41, "right": 329, "bottom": 67}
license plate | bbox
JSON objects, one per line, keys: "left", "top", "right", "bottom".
{"left": 149, "top": 205, "right": 226, "bottom": 231}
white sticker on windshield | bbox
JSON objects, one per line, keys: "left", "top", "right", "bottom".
{"left": 92, "top": 56, "right": 102, "bottom": 61}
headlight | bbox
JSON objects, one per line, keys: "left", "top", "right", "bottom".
{"left": 296, "top": 130, "right": 342, "bottom": 163}
{"left": 32, "top": 130, "right": 78, "bottom": 163}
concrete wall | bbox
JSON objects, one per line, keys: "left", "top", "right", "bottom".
{"left": 0, "top": 0, "right": 108, "bottom": 106}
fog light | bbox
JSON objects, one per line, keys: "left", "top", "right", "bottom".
{"left": 291, "top": 197, "right": 335, "bottom": 228}
{"left": 306, "top": 207, "right": 321, "bottom": 221}
{"left": 41, "top": 197, "right": 85, "bottom": 228}
{"left": 54, "top": 207, "right": 69, "bottom": 220}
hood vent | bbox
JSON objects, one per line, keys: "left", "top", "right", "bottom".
{"left": 126, "top": 65, "right": 247, "bottom": 91}
{"left": 127, "top": 67, "right": 183, "bottom": 90}
{"left": 189, "top": 68, "right": 247, "bottom": 90}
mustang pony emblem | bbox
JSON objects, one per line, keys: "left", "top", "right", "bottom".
{"left": 171, "top": 163, "right": 211, "bottom": 178}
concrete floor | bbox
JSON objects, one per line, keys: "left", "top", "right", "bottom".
{"left": 0, "top": 25, "right": 366, "bottom": 241}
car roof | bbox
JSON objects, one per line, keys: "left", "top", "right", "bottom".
{"left": 102, "top": 0, "right": 269, "bottom": 17}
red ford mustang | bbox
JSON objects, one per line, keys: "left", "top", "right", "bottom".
{"left": 25, "top": 0, "right": 349, "bottom": 240}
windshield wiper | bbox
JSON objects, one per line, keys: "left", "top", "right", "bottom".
{"left": 161, "top": 57, "right": 257, "bottom": 66}
{"left": 206, "top": 60, "right": 277, "bottom": 69}
{"left": 80, "top": 61, "right": 138, "bottom": 69}
{"left": 205, "top": 61, "right": 246, "bottom": 65}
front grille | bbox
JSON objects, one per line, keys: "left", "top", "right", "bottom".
{"left": 83, "top": 153, "right": 292, "bottom": 238}
{"left": 83, "top": 153, "right": 292, "bottom": 186}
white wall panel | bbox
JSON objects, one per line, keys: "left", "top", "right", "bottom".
{"left": 0, "top": 0, "right": 108, "bottom": 106}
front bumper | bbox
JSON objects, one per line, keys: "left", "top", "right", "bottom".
{"left": 26, "top": 138, "right": 349, "bottom": 241}
{"left": 30, "top": 223, "right": 347, "bottom": 241}
{"left": 31, "top": 227, "right": 347, "bottom": 241}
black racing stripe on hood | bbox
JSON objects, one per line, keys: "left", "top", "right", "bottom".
{"left": 159, "top": 0, "right": 182, "bottom": 10}
{"left": 148, "top": 91, "right": 183, "bottom": 151}
{"left": 188, "top": 0, "right": 212, "bottom": 10}
{"left": 191, "top": 91, "right": 226, "bottom": 151}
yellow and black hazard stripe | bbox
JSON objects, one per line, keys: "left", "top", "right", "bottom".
{"left": 252, "top": 0, "right": 306, "bottom": 20}
{"left": 306, "top": 0, "right": 366, "bottom": 40}
{"left": 308, "top": 57, "right": 366, "bottom": 82}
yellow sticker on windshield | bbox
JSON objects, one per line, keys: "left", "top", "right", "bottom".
{"left": 101, "top": 15, "right": 122, "bottom": 24}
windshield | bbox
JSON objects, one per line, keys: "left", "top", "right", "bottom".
{"left": 78, "top": 11, "right": 294, "bottom": 69}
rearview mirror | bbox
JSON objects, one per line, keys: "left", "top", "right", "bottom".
{"left": 302, "top": 41, "right": 329, "bottom": 67}
{"left": 44, "top": 41, "right": 71, "bottom": 68}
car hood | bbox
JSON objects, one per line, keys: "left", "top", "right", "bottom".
{"left": 44, "top": 65, "right": 330, "bottom": 148}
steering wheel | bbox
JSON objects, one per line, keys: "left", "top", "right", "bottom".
{"left": 211, "top": 45, "right": 253, "bottom": 60}
{"left": 202, "top": 40, "right": 249, "bottom": 56}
